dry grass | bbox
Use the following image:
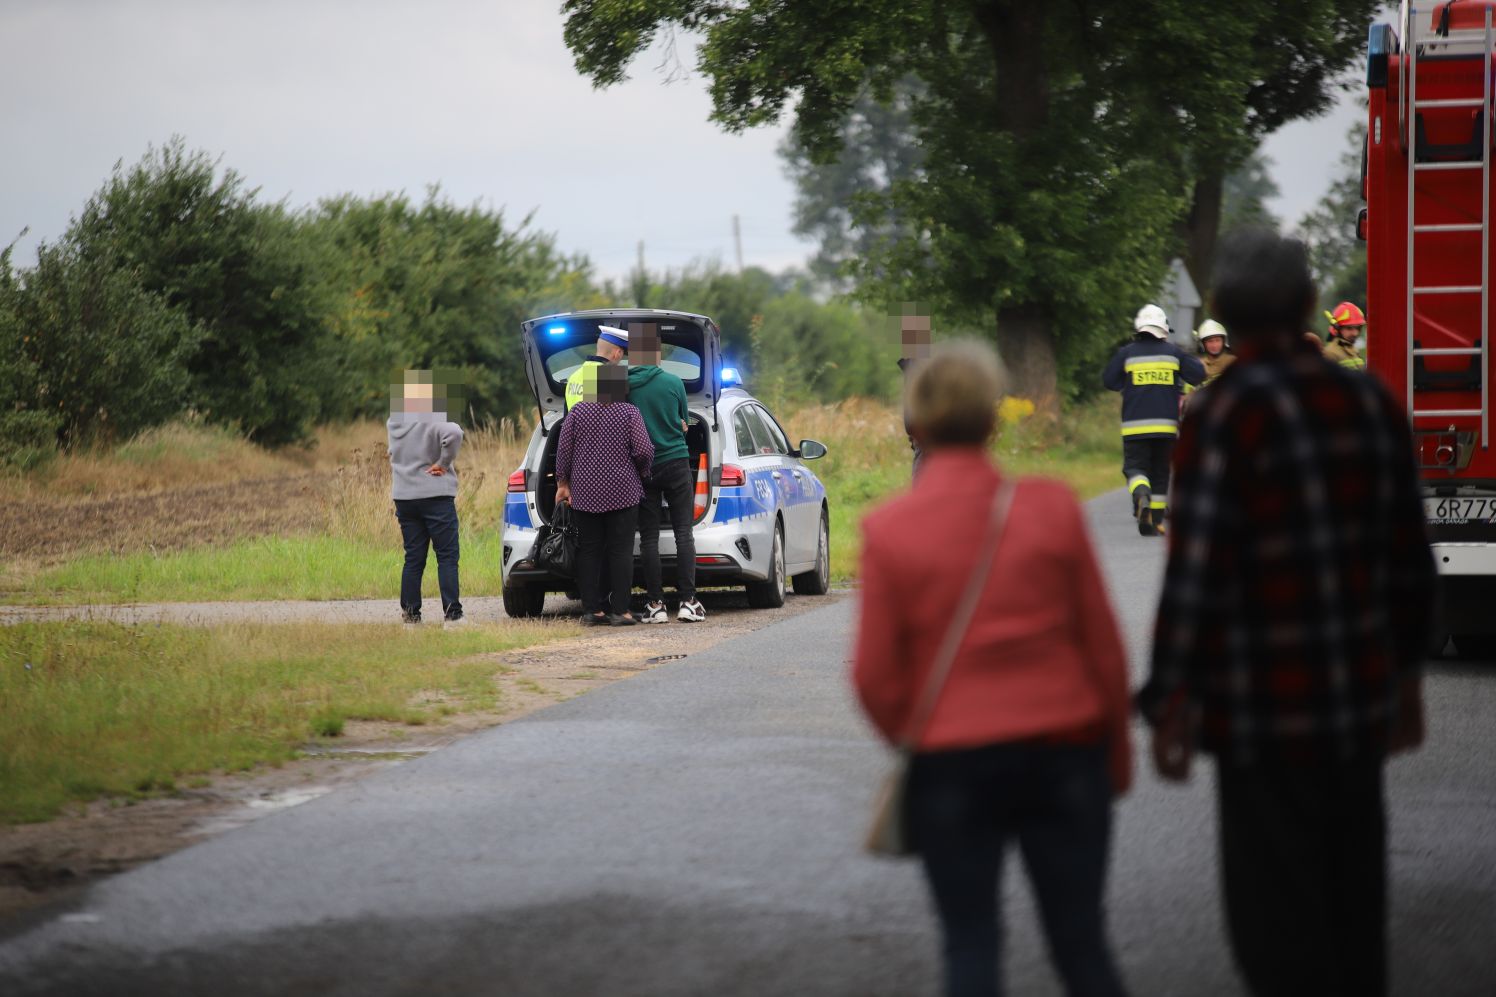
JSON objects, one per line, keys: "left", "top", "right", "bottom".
{"left": 1, "top": 398, "right": 1121, "bottom": 600}
{"left": 321, "top": 417, "right": 529, "bottom": 544}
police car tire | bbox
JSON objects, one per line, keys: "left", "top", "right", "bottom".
{"left": 792, "top": 509, "right": 831, "bottom": 596}
{"left": 746, "top": 522, "right": 787, "bottom": 609}
{"left": 503, "top": 583, "right": 546, "bottom": 618}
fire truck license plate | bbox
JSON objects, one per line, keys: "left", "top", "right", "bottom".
{"left": 1424, "top": 497, "right": 1496, "bottom": 523}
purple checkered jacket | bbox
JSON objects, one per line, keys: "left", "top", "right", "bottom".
{"left": 555, "top": 402, "right": 654, "bottom": 513}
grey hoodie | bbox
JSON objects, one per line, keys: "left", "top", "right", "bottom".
{"left": 388, "top": 414, "right": 464, "bottom": 500}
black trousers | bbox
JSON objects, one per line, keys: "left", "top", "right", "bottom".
{"left": 1216, "top": 760, "right": 1387, "bottom": 997}
{"left": 574, "top": 505, "right": 638, "bottom": 616}
{"left": 394, "top": 496, "right": 461, "bottom": 620}
{"left": 1120, "top": 437, "right": 1173, "bottom": 517}
{"left": 638, "top": 457, "right": 697, "bottom": 602}
{"left": 906, "top": 742, "right": 1126, "bottom": 997}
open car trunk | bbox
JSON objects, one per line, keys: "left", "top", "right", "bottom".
{"left": 520, "top": 309, "right": 724, "bottom": 527}
{"left": 534, "top": 408, "right": 714, "bottom": 526}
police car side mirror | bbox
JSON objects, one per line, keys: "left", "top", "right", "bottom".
{"left": 796, "top": 439, "right": 828, "bottom": 460}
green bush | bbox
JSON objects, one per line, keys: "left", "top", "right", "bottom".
{"left": 66, "top": 139, "right": 334, "bottom": 446}
{"left": 0, "top": 237, "right": 194, "bottom": 460}
{"left": 307, "top": 188, "right": 603, "bottom": 424}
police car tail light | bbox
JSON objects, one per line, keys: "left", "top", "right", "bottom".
{"left": 507, "top": 468, "right": 527, "bottom": 492}
{"left": 720, "top": 464, "right": 746, "bottom": 487}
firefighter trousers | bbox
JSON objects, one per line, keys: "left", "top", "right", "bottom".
{"left": 1121, "top": 437, "right": 1173, "bottom": 518}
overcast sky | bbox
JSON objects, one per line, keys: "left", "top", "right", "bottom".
{"left": 4, "top": 1, "right": 1379, "bottom": 284}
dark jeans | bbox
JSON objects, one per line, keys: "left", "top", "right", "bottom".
{"left": 394, "top": 496, "right": 461, "bottom": 620}
{"left": 638, "top": 457, "right": 697, "bottom": 602}
{"left": 1121, "top": 437, "right": 1173, "bottom": 517}
{"left": 575, "top": 505, "right": 638, "bottom": 616}
{"left": 906, "top": 741, "right": 1125, "bottom": 997}
{"left": 1216, "top": 759, "right": 1387, "bottom": 997}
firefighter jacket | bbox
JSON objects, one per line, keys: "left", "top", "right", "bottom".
{"left": 1322, "top": 337, "right": 1365, "bottom": 371}
{"left": 1102, "top": 338, "right": 1206, "bottom": 438}
{"left": 1201, "top": 351, "right": 1237, "bottom": 384}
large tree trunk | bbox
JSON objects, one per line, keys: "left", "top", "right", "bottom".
{"left": 975, "top": 3, "right": 1061, "bottom": 414}
{"left": 1180, "top": 166, "right": 1226, "bottom": 326}
{"left": 995, "top": 303, "right": 1059, "bottom": 411}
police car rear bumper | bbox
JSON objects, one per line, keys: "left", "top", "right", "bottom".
{"left": 504, "top": 554, "right": 760, "bottom": 587}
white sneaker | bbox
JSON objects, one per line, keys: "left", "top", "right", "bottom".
{"left": 443, "top": 615, "right": 471, "bottom": 629}
{"left": 641, "top": 602, "right": 669, "bottom": 624}
{"left": 677, "top": 599, "right": 706, "bottom": 623}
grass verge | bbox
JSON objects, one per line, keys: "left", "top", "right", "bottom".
{"left": 11, "top": 534, "right": 510, "bottom": 606}
{"left": 0, "top": 619, "right": 576, "bottom": 824}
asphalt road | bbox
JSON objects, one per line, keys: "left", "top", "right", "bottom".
{"left": 1, "top": 491, "right": 1493, "bottom": 996}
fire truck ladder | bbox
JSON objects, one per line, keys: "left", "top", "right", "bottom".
{"left": 1405, "top": 3, "right": 1493, "bottom": 446}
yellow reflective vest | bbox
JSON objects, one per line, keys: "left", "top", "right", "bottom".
{"left": 564, "top": 358, "right": 606, "bottom": 411}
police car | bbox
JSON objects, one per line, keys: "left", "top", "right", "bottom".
{"left": 500, "top": 308, "right": 831, "bottom": 617}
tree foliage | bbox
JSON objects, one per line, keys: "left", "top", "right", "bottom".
{"left": 564, "top": 2, "right": 1384, "bottom": 403}
{"left": 1221, "top": 153, "right": 1283, "bottom": 236}
{"left": 66, "top": 140, "right": 334, "bottom": 445}
{"left": 1297, "top": 126, "right": 1367, "bottom": 313}
{"left": 307, "top": 189, "right": 600, "bottom": 423}
{"left": 779, "top": 82, "right": 923, "bottom": 291}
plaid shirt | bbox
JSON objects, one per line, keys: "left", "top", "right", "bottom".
{"left": 1137, "top": 336, "right": 1435, "bottom": 765}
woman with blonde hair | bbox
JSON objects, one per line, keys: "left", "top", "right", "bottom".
{"left": 853, "top": 341, "right": 1133, "bottom": 997}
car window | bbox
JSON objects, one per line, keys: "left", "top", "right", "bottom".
{"left": 545, "top": 345, "right": 595, "bottom": 384}
{"left": 743, "top": 406, "right": 784, "bottom": 456}
{"left": 753, "top": 406, "right": 792, "bottom": 455}
{"left": 656, "top": 342, "right": 702, "bottom": 382}
{"left": 733, "top": 408, "right": 758, "bottom": 457}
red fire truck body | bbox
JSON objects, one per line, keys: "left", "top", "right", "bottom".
{"left": 1365, "top": 2, "right": 1496, "bottom": 642}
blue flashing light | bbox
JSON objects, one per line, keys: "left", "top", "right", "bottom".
{"left": 548, "top": 325, "right": 567, "bottom": 336}
{"left": 721, "top": 366, "right": 742, "bottom": 387}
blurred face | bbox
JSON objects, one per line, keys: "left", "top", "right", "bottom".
{"left": 630, "top": 323, "right": 662, "bottom": 367}
{"left": 1340, "top": 324, "right": 1363, "bottom": 346}
{"left": 1203, "top": 335, "right": 1226, "bottom": 356}
{"left": 400, "top": 380, "right": 434, "bottom": 414}
{"left": 901, "top": 314, "right": 933, "bottom": 362}
{"left": 580, "top": 362, "right": 628, "bottom": 403}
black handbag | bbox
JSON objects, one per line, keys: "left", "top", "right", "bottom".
{"left": 534, "top": 501, "right": 579, "bottom": 578}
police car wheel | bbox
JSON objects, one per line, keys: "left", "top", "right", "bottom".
{"left": 503, "top": 583, "right": 546, "bottom": 618}
{"left": 746, "top": 522, "right": 787, "bottom": 609}
{"left": 792, "top": 510, "right": 831, "bottom": 596}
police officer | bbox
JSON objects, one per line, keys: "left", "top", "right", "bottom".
{"left": 565, "top": 325, "right": 629, "bottom": 410}
{"left": 1322, "top": 301, "right": 1367, "bottom": 370}
{"left": 1103, "top": 304, "right": 1205, "bottom": 536}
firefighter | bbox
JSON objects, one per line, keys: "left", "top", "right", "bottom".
{"left": 1322, "top": 301, "right": 1367, "bottom": 370}
{"left": 1194, "top": 319, "right": 1236, "bottom": 384}
{"left": 1103, "top": 304, "right": 1206, "bottom": 536}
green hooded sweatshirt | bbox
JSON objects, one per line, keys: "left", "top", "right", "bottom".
{"left": 627, "top": 364, "right": 690, "bottom": 468}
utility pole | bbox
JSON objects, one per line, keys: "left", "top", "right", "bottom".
{"left": 732, "top": 215, "right": 744, "bottom": 273}
{"left": 632, "top": 240, "right": 648, "bottom": 306}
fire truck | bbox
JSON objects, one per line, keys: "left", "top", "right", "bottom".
{"left": 1365, "top": 1, "right": 1496, "bottom": 652}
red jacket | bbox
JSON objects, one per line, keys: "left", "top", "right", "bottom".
{"left": 852, "top": 449, "right": 1133, "bottom": 793}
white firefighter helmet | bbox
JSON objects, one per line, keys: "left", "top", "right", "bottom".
{"left": 1194, "top": 319, "right": 1229, "bottom": 347}
{"left": 1134, "top": 304, "right": 1170, "bottom": 339}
